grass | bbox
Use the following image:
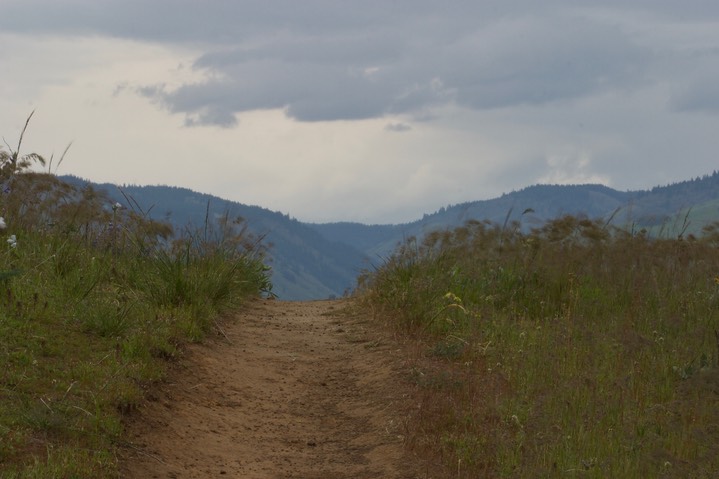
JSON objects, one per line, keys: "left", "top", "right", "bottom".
{"left": 358, "top": 215, "right": 719, "bottom": 478}
{"left": 0, "top": 120, "right": 272, "bottom": 477}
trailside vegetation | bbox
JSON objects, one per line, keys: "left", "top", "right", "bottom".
{"left": 359, "top": 214, "right": 719, "bottom": 478}
{"left": 0, "top": 116, "right": 271, "bottom": 477}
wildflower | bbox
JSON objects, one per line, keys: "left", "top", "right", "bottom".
{"left": 112, "top": 202, "right": 122, "bottom": 212}
{"left": 510, "top": 414, "right": 522, "bottom": 428}
{"left": 0, "top": 217, "right": 6, "bottom": 230}
{"left": 7, "top": 234, "right": 16, "bottom": 248}
{"left": 444, "top": 292, "right": 462, "bottom": 303}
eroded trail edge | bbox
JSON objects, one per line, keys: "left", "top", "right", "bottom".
{"left": 121, "top": 300, "right": 424, "bottom": 478}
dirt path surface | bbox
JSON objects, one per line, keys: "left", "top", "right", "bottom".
{"left": 121, "top": 300, "right": 425, "bottom": 478}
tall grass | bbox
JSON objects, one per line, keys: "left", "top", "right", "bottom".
{"left": 0, "top": 117, "right": 271, "bottom": 477}
{"left": 359, "top": 215, "right": 719, "bottom": 478}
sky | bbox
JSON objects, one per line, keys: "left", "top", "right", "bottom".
{"left": 1, "top": 1, "right": 719, "bottom": 224}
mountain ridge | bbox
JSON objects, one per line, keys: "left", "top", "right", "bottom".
{"left": 60, "top": 171, "right": 719, "bottom": 300}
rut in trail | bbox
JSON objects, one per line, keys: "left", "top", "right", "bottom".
{"left": 121, "top": 299, "right": 426, "bottom": 479}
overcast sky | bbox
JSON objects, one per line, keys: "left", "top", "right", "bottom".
{"left": 1, "top": 1, "right": 719, "bottom": 224}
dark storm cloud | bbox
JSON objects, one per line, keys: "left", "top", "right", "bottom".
{"left": 2, "top": 1, "right": 717, "bottom": 125}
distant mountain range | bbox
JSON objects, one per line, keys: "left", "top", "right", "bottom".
{"left": 62, "top": 171, "right": 719, "bottom": 300}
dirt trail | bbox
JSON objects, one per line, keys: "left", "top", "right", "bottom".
{"left": 121, "top": 300, "right": 425, "bottom": 478}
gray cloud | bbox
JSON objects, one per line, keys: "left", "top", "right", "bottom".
{"left": 3, "top": 1, "right": 719, "bottom": 129}
{"left": 3, "top": 2, "right": 717, "bottom": 127}
{"left": 183, "top": 107, "right": 238, "bottom": 128}
{"left": 385, "top": 122, "right": 412, "bottom": 132}
{"left": 3, "top": 1, "right": 691, "bottom": 126}
{"left": 6, "top": 1, "right": 719, "bottom": 40}
{"left": 671, "top": 65, "right": 719, "bottom": 114}
{"left": 5, "top": 1, "right": 719, "bottom": 224}
{"left": 444, "top": 16, "right": 650, "bottom": 109}
{"left": 127, "top": 8, "right": 654, "bottom": 125}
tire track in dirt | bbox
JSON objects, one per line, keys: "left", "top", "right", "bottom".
{"left": 121, "top": 300, "right": 425, "bottom": 478}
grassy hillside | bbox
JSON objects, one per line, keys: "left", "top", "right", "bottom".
{"left": 358, "top": 215, "right": 719, "bottom": 477}
{"left": 1, "top": 137, "right": 270, "bottom": 476}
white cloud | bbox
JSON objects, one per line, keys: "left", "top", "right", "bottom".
{"left": 539, "top": 149, "right": 612, "bottom": 185}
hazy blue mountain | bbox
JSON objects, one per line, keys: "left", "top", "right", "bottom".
{"left": 312, "top": 173, "right": 719, "bottom": 259}
{"left": 311, "top": 183, "right": 638, "bottom": 258}
{"left": 60, "top": 171, "right": 719, "bottom": 300}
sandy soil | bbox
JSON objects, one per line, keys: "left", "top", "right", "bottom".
{"left": 120, "top": 299, "right": 426, "bottom": 478}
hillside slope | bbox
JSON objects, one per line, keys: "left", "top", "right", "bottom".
{"left": 62, "top": 171, "right": 719, "bottom": 299}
